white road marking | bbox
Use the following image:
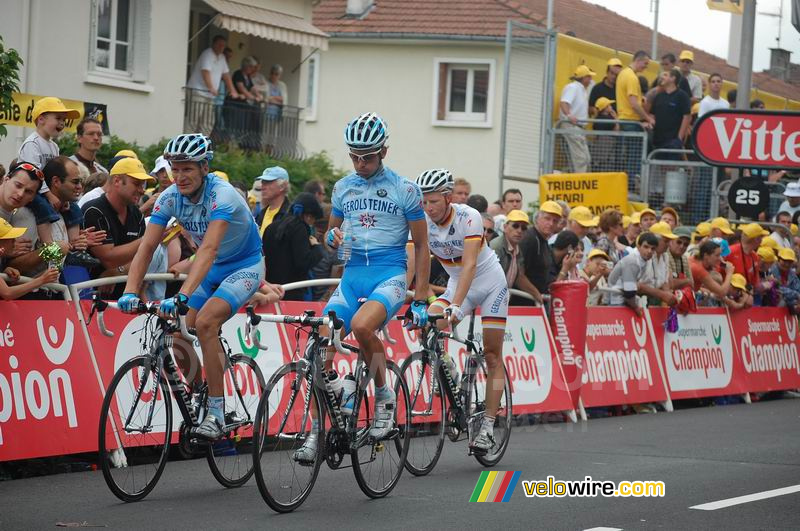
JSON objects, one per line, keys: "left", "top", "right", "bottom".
{"left": 690, "top": 485, "right": 800, "bottom": 511}
{"left": 583, "top": 527, "right": 622, "bottom": 531}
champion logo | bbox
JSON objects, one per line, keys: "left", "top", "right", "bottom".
{"left": 36, "top": 316, "right": 75, "bottom": 365}
{"left": 521, "top": 328, "right": 536, "bottom": 352}
{"left": 786, "top": 316, "right": 797, "bottom": 341}
{"left": 712, "top": 325, "right": 723, "bottom": 345}
{"left": 632, "top": 316, "right": 648, "bottom": 348}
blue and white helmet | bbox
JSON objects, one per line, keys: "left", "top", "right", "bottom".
{"left": 163, "top": 133, "right": 213, "bottom": 162}
{"left": 416, "top": 169, "right": 453, "bottom": 194}
{"left": 344, "top": 112, "right": 388, "bottom": 150}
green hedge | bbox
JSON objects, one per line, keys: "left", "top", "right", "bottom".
{"left": 55, "top": 134, "right": 346, "bottom": 196}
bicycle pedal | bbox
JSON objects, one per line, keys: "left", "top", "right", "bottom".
{"left": 374, "top": 442, "right": 385, "bottom": 453}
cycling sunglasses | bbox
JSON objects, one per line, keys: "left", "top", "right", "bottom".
{"left": 509, "top": 222, "right": 528, "bottom": 230}
{"left": 12, "top": 162, "right": 44, "bottom": 180}
{"left": 349, "top": 148, "right": 382, "bottom": 164}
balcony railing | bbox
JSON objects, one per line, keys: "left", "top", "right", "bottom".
{"left": 183, "top": 88, "right": 306, "bottom": 160}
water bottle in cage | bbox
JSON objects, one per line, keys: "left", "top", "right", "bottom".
{"left": 338, "top": 217, "right": 353, "bottom": 262}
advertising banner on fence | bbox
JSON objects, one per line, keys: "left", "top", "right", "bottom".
{"left": 581, "top": 308, "right": 669, "bottom": 407}
{"left": 1, "top": 92, "right": 111, "bottom": 135}
{"left": 0, "top": 302, "right": 101, "bottom": 462}
{"left": 549, "top": 281, "right": 588, "bottom": 409}
{"left": 650, "top": 308, "right": 747, "bottom": 399}
{"left": 729, "top": 307, "right": 800, "bottom": 392}
{"left": 539, "top": 172, "right": 628, "bottom": 215}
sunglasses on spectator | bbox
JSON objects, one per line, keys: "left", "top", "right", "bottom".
{"left": 484, "top": 227, "right": 496, "bottom": 235}
{"left": 349, "top": 149, "right": 382, "bottom": 164}
{"left": 509, "top": 222, "right": 527, "bottom": 230}
{"left": 13, "top": 162, "right": 44, "bottom": 180}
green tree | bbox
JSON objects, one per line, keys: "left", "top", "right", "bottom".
{"left": 0, "top": 36, "right": 24, "bottom": 140}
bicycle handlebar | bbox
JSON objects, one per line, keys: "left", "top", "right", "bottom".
{"left": 92, "top": 298, "right": 197, "bottom": 343}
{"left": 247, "top": 309, "right": 356, "bottom": 356}
{"left": 244, "top": 306, "right": 270, "bottom": 351}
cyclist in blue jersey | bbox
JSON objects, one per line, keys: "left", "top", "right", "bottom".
{"left": 293, "top": 112, "right": 431, "bottom": 462}
{"left": 119, "top": 133, "right": 264, "bottom": 441}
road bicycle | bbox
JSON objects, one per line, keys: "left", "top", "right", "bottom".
{"left": 248, "top": 307, "right": 410, "bottom": 513}
{"left": 398, "top": 310, "right": 512, "bottom": 475}
{"left": 92, "top": 296, "right": 266, "bottom": 502}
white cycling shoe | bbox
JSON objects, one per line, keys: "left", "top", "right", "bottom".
{"left": 368, "top": 397, "right": 396, "bottom": 439}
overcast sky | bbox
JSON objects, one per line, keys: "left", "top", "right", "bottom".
{"left": 584, "top": 0, "right": 800, "bottom": 72}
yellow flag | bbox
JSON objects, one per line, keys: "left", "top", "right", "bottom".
{"left": 707, "top": 0, "right": 744, "bottom": 14}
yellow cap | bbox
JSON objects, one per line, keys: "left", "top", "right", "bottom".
{"left": 630, "top": 211, "right": 642, "bottom": 224}
{"left": 607, "top": 57, "right": 623, "bottom": 67}
{"left": 740, "top": 222, "right": 769, "bottom": 239}
{"left": 539, "top": 200, "right": 563, "bottom": 217}
{"left": 506, "top": 210, "right": 530, "bottom": 224}
{"left": 622, "top": 215, "right": 632, "bottom": 229}
{"left": 587, "top": 248, "right": 610, "bottom": 261}
{"left": 760, "top": 236, "right": 779, "bottom": 250}
{"left": 730, "top": 273, "right": 747, "bottom": 291}
{"left": 640, "top": 208, "right": 657, "bottom": 218}
{"left": 0, "top": 218, "right": 27, "bottom": 240}
{"left": 569, "top": 206, "right": 598, "bottom": 227}
{"left": 660, "top": 206, "right": 680, "bottom": 223}
{"left": 595, "top": 97, "right": 615, "bottom": 112}
{"left": 757, "top": 246, "right": 777, "bottom": 263}
{"left": 574, "top": 65, "right": 596, "bottom": 78}
{"left": 695, "top": 222, "right": 712, "bottom": 238}
{"left": 778, "top": 247, "right": 797, "bottom": 262}
{"left": 110, "top": 157, "right": 153, "bottom": 181}
{"left": 679, "top": 50, "right": 695, "bottom": 62}
{"left": 711, "top": 217, "right": 734, "bottom": 235}
{"left": 650, "top": 221, "right": 678, "bottom": 239}
{"left": 114, "top": 149, "right": 139, "bottom": 160}
{"left": 213, "top": 171, "right": 230, "bottom": 182}
{"left": 32, "top": 96, "right": 81, "bottom": 122}
{"left": 793, "top": 223, "right": 799, "bottom": 236}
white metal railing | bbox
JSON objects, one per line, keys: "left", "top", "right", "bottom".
{"left": 0, "top": 272, "right": 72, "bottom": 301}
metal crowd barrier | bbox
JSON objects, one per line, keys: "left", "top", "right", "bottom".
{"left": 0, "top": 272, "right": 72, "bottom": 301}
{"left": 547, "top": 119, "right": 649, "bottom": 200}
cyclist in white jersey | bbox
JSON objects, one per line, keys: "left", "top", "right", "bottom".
{"left": 414, "top": 169, "right": 509, "bottom": 454}
{"left": 119, "top": 133, "right": 264, "bottom": 441}
{"left": 292, "top": 112, "right": 431, "bottom": 462}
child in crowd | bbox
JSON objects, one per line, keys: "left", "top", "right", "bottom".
{"left": 0, "top": 219, "right": 59, "bottom": 300}
{"left": 726, "top": 273, "right": 751, "bottom": 311}
{"left": 580, "top": 248, "right": 612, "bottom": 305}
{"left": 17, "top": 97, "right": 83, "bottom": 246}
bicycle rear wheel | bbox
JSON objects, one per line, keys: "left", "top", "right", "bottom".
{"left": 207, "top": 354, "right": 266, "bottom": 488}
{"left": 352, "top": 360, "right": 411, "bottom": 498}
{"left": 253, "top": 362, "right": 323, "bottom": 513}
{"left": 397, "top": 351, "right": 445, "bottom": 476}
{"left": 465, "top": 356, "right": 512, "bottom": 467}
{"left": 98, "top": 356, "right": 172, "bottom": 502}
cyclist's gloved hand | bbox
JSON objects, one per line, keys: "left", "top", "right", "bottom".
{"left": 445, "top": 304, "right": 464, "bottom": 323}
{"left": 159, "top": 293, "right": 189, "bottom": 318}
{"left": 406, "top": 300, "right": 428, "bottom": 329}
{"left": 326, "top": 227, "right": 342, "bottom": 248}
{"left": 118, "top": 293, "right": 141, "bottom": 314}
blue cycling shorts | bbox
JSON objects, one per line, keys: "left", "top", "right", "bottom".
{"left": 324, "top": 264, "right": 407, "bottom": 333}
{"left": 188, "top": 258, "right": 265, "bottom": 317}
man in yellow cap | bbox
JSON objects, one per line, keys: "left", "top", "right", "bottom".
{"left": 640, "top": 221, "right": 679, "bottom": 306}
{"left": 620, "top": 210, "right": 642, "bottom": 247}
{"left": 727, "top": 222, "right": 768, "bottom": 294}
{"left": 639, "top": 208, "right": 657, "bottom": 231}
{"left": 590, "top": 96, "right": 618, "bottom": 171}
{"left": 520, "top": 200, "right": 562, "bottom": 295}
{"left": 566, "top": 205, "right": 597, "bottom": 263}
{"left": 82, "top": 157, "right": 160, "bottom": 299}
{"left": 490, "top": 210, "right": 544, "bottom": 304}
{"left": 559, "top": 64, "right": 595, "bottom": 173}
{"left": 710, "top": 217, "right": 734, "bottom": 239}
{"left": 678, "top": 50, "right": 702, "bottom": 103}
{"left": 772, "top": 247, "right": 800, "bottom": 311}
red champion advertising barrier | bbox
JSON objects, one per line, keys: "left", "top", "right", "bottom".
{"left": 582, "top": 308, "right": 670, "bottom": 408}
{"left": 548, "top": 281, "right": 588, "bottom": 409}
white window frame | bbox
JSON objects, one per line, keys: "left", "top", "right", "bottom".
{"left": 90, "top": 0, "right": 134, "bottom": 77}
{"left": 304, "top": 51, "right": 321, "bottom": 122}
{"left": 431, "top": 58, "right": 495, "bottom": 128}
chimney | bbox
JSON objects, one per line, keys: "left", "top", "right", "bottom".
{"left": 346, "top": 0, "right": 374, "bottom": 17}
{"left": 769, "top": 47, "right": 792, "bottom": 81}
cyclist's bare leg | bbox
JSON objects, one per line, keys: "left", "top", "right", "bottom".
{"left": 194, "top": 297, "right": 232, "bottom": 396}
{"left": 482, "top": 328, "right": 506, "bottom": 418}
{"left": 350, "top": 301, "right": 388, "bottom": 387}
{"left": 172, "top": 308, "right": 203, "bottom": 387}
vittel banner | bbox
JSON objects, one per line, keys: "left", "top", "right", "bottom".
{"left": 581, "top": 309, "right": 668, "bottom": 407}
{"left": 650, "top": 308, "right": 747, "bottom": 398}
{"left": 729, "top": 307, "right": 800, "bottom": 392}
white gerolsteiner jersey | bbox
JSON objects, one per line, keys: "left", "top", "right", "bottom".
{"left": 425, "top": 203, "right": 500, "bottom": 278}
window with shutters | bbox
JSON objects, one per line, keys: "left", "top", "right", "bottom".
{"left": 432, "top": 58, "right": 495, "bottom": 128}
{"left": 89, "top": 0, "right": 151, "bottom": 83}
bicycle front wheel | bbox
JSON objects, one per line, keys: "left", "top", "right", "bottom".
{"left": 207, "top": 354, "right": 266, "bottom": 488}
{"left": 465, "top": 356, "right": 512, "bottom": 467}
{"left": 352, "top": 360, "right": 411, "bottom": 498}
{"left": 253, "top": 362, "right": 323, "bottom": 513}
{"left": 397, "top": 351, "right": 445, "bottom": 476}
{"left": 98, "top": 356, "right": 172, "bottom": 502}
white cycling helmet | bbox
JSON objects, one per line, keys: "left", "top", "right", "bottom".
{"left": 163, "top": 133, "right": 213, "bottom": 162}
{"left": 416, "top": 169, "right": 454, "bottom": 194}
{"left": 344, "top": 112, "right": 388, "bottom": 150}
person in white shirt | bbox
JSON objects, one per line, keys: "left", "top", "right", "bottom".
{"left": 778, "top": 182, "right": 800, "bottom": 220}
{"left": 678, "top": 50, "right": 703, "bottom": 103}
{"left": 187, "top": 35, "right": 239, "bottom": 99}
{"left": 639, "top": 222, "right": 679, "bottom": 307}
{"left": 559, "top": 65, "right": 595, "bottom": 173}
{"left": 698, "top": 73, "right": 730, "bottom": 117}
{"left": 770, "top": 211, "right": 793, "bottom": 248}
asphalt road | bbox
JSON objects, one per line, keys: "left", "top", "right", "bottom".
{"left": 2, "top": 399, "right": 799, "bottom": 530}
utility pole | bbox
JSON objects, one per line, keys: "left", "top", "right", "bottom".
{"left": 735, "top": 0, "right": 757, "bottom": 110}
{"left": 651, "top": 0, "right": 660, "bottom": 59}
